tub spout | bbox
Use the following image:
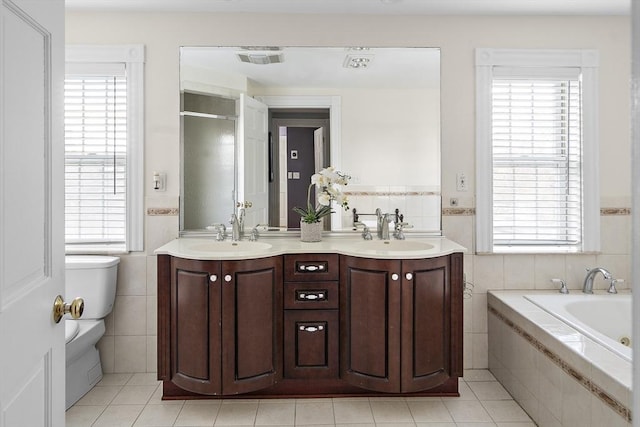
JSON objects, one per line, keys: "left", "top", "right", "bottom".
{"left": 582, "top": 267, "right": 612, "bottom": 294}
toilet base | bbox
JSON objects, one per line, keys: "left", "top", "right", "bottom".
{"left": 65, "top": 345, "right": 103, "bottom": 409}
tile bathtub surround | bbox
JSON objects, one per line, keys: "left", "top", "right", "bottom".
{"left": 487, "top": 291, "right": 632, "bottom": 426}
{"left": 66, "top": 370, "right": 536, "bottom": 427}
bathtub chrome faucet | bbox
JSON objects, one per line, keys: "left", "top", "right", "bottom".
{"left": 582, "top": 267, "right": 612, "bottom": 294}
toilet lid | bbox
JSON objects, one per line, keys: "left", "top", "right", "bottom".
{"left": 65, "top": 320, "right": 80, "bottom": 344}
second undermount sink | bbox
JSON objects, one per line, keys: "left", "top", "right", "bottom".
{"left": 186, "top": 241, "right": 273, "bottom": 254}
{"left": 347, "top": 240, "right": 434, "bottom": 254}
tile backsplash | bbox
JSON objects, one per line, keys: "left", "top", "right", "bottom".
{"left": 96, "top": 204, "right": 631, "bottom": 374}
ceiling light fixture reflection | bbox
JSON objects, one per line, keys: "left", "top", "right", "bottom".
{"left": 344, "top": 54, "right": 373, "bottom": 69}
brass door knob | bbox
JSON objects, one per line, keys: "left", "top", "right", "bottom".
{"left": 53, "top": 295, "right": 84, "bottom": 324}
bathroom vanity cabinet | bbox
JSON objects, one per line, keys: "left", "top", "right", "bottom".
{"left": 157, "top": 256, "right": 283, "bottom": 396}
{"left": 340, "top": 255, "right": 463, "bottom": 393}
{"left": 157, "top": 242, "right": 463, "bottom": 399}
{"left": 283, "top": 253, "right": 340, "bottom": 380}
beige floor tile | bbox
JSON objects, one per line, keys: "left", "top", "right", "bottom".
{"left": 407, "top": 401, "right": 454, "bottom": 423}
{"left": 127, "top": 372, "right": 161, "bottom": 386}
{"left": 255, "top": 401, "right": 295, "bottom": 425}
{"left": 133, "top": 402, "right": 183, "bottom": 426}
{"left": 443, "top": 400, "right": 492, "bottom": 423}
{"left": 456, "top": 381, "right": 480, "bottom": 401}
{"left": 495, "top": 423, "right": 537, "bottom": 427}
{"left": 414, "top": 423, "right": 456, "bottom": 427}
{"left": 468, "top": 381, "right": 513, "bottom": 401}
{"left": 295, "top": 401, "right": 335, "bottom": 425}
{"left": 65, "top": 405, "right": 106, "bottom": 427}
{"left": 111, "top": 385, "right": 158, "bottom": 405}
{"left": 481, "top": 401, "right": 532, "bottom": 423}
{"left": 75, "top": 385, "right": 122, "bottom": 406}
{"left": 214, "top": 401, "right": 259, "bottom": 425}
{"left": 464, "top": 370, "right": 498, "bottom": 382}
{"left": 455, "top": 423, "right": 497, "bottom": 427}
{"left": 92, "top": 404, "right": 145, "bottom": 427}
{"left": 370, "top": 400, "right": 414, "bottom": 423}
{"left": 174, "top": 401, "right": 221, "bottom": 426}
{"left": 98, "top": 373, "right": 133, "bottom": 386}
{"left": 333, "top": 400, "right": 374, "bottom": 423}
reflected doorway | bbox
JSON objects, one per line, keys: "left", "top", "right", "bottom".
{"left": 269, "top": 110, "right": 330, "bottom": 229}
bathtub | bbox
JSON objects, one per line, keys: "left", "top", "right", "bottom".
{"left": 524, "top": 294, "right": 632, "bottom": 362}
{"left": 488, "top": 291, "right": 632, "bottom": 426}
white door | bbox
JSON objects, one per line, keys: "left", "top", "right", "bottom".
{"left": 238, "top": 94, "right": 269, "bottom": 226}
{"left": 0, "top": 0, "right": 65, "bottom": 426}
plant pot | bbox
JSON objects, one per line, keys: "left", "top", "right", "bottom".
{"left": 300, "top": 220, "right": 322, "bottom": 242}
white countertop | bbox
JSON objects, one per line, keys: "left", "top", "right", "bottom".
{"left": 154, "top": 234, "right": 466, "bottom": 260}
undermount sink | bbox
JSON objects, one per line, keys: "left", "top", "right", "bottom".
{"left": 187, "top": 241, "right": 273, "bottom": 253}
{"left": 347, "top": 240, "right": 434, "bottom": 253}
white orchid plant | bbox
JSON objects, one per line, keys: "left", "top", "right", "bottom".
{"left": 293, "top": 166, "right": 351, "bottom": 224}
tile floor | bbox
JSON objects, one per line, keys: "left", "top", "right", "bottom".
{"left": 66, "top": 370, "right": 536, "bottom": 427}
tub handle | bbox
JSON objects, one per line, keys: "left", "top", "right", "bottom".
{"left": 608, "top": 278, "right": 622, "bottom": 294}
{"left": 550, "top": 278, "right": 569, "bottom": 294}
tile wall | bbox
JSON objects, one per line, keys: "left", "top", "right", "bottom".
{"left": 96, "top": 203, "right": 631, "bottom": 375}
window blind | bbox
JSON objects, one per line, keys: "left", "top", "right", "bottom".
{"left": 491, "top": 77, "right": 582, "bottom": 247}
{"left": 64, "top": 68, "right": 128, "bottom": 244}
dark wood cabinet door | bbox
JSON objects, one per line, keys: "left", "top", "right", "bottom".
{"left": 221, "top": 257, "right": 283, "bottom": 394}
{"left": 284, "top": 310, "right": 339, "bottom": 379}
{"left": 340, "top": 256, "right": 401, "bottom": 393}
{"left": 170, "top": 258, "right": 222, "bottom": 395}
{"left": 401, "top": 257, "right": 451, "bottom": 392}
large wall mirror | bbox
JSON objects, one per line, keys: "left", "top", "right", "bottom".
{"left": 180, "top": 46, "right": 441, "bottom": 233}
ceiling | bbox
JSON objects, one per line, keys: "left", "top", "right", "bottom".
{"left": 65, "top": 0, "right": 629, "bottom": 15}
{"left": 181, "top": 47, "right": 440, "bottom": 90}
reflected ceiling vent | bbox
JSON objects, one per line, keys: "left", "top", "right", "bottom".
{"left": 237, "top": 48, "right": 284, "bottom": 65}
{"left": 343, "top": 54, "right": 373, "bottom": 69}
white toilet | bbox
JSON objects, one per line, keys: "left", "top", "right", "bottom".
{"left": 64, "top": 255, "right": 119, "bottom": 409}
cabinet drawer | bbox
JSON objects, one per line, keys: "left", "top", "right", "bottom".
{"left": 284, "top": 310, "right": 339, "bottom": 379}
{"left": 284, "top": 282, "right": 338, "bottom": 310}
{"left": 284, "top": 253, "right": 339, "bottom": 282}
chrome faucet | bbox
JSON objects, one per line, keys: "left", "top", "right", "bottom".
{"left": 375, "top": 208, "right": 394, "bottom": 240}
{"left": 582, "top": 267, "right": 612, "bottom": 294}
{"left": 230, "top": 213, "right": 241, "bottom": 242}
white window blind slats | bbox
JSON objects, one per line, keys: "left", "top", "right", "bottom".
{"left": 491, "top": 78, "right": 582, "bottom": 247}
{"left": 64, "top": 74, "right": 128, "bottom": 244}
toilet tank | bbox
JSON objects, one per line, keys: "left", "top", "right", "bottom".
{"left": 65, "top": 255, "right": 119, "bottom": 319}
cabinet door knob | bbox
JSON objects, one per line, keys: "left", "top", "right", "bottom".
{"left": 209, "top": 274, "right": 218, "bottom": 282}
{"left": 224, "top": 274, "right": 232, "bottom": 282}
{"left": 405, "top": 272, "right": 413, "bottom": 280}
{"left": 391, "top": 273, "right": 399, "bottom": 281}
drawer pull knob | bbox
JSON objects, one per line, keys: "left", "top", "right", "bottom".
{"left": 299, "top": 325, "right": 324, "bottom": 332}
{"left": 391, "top": 273, "right": 399, "bottom": 281}
{"left": 209, "top": 274, "right": 218, "bottom": 282}
{"left": 299, "top": 264, "right": 325, "bottom": 272}
{"left": 405, "top": 272, "right": 413, "bottom": 280}
{"left": 224, "top": 274, "right": 232, "bottom": 282}
{"left": 299, "top": 293, "right": 325, "bottom": 300}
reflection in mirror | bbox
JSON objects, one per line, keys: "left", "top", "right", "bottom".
{"left": 180, "top": 47, "right": 441, "bottom": 233}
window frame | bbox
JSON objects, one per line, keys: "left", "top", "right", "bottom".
{"left": 475, "top": 48, "right": 600, "bottom": 254}
{"left": 65, "top": 45, "right": 144, "bottom": 252}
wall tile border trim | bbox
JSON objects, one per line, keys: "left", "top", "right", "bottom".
{"left": 601, "top": 207, "right": 631, "bottom": 215}
{"left": 442, "top": 208, "right": 476, "bottom": 216}
{"left": 488, "top": 304, "right": 632, "bottom": 423}
{"left": 344, "top": 191, "right": 440, "bottom": 196}
{"left": 147, "top": 208, "right": 179, "bottom": 216}
{"left": 442, "top": 207, "right": 628, "bottom": 216}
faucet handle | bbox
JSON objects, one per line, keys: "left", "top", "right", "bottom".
{"left": 550, "top": 278, "right": 569, "bottom": 294}
{"left": 207, "top": 224, "right": 227, "bottom": 241}
{"left": 608, "top": 278, "right": 622, "bottom": 294}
